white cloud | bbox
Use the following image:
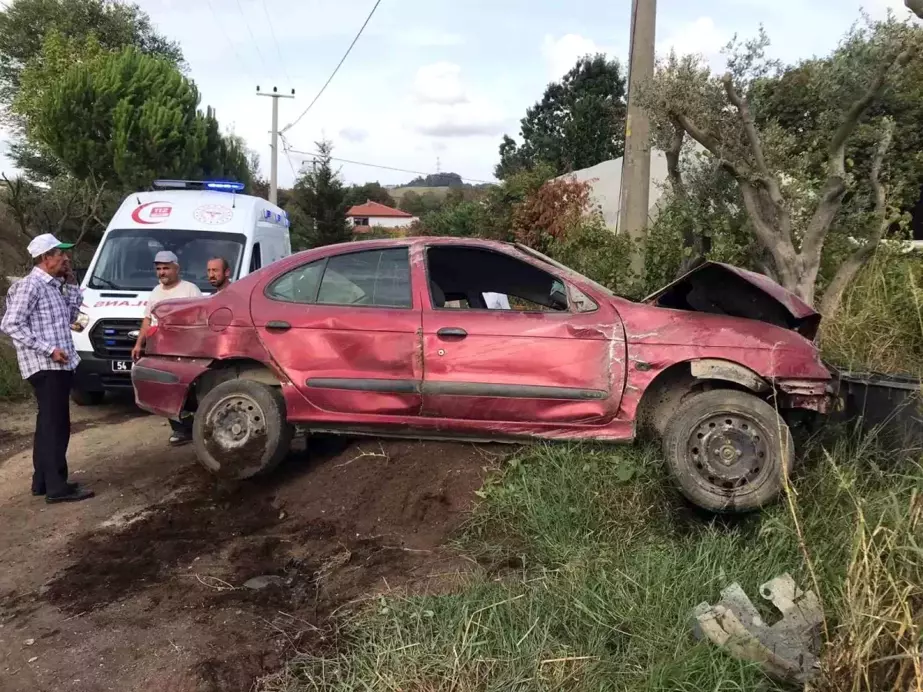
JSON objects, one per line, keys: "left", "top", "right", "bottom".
{"left": 864, "top": 0, "right": 914, "bottom": 18}
{"left": 541, "top": 34, "right": 615, "bottom": 81}
{"left": 413, "top": 62, "right": 469, "bottom": 105}
{"left": 657, "top": 17, "right": 728, "bottom": 62}
{"left": 339, "top": 127, "right": 369, "bottom": 143}
{"left": 411, "top": 103, "right": 506, "bottom": 137}
{"left": 408, "top": 62, "right": 504, "bottom": 138}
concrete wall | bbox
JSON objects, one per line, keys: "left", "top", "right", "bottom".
{"left": 555, "top": 149, "right": 670, "bottom": 231}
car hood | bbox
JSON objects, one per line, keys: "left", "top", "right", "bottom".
{"left": 643, "top": 262, "right": 821, "bottom": 340}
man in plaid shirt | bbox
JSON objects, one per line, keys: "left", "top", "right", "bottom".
{"left": 1, "top": 234, "right": 95, "bottom": 503}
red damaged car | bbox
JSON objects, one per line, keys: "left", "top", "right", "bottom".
{"left": 132, "top": 237, "right": 832, "bottom": 513}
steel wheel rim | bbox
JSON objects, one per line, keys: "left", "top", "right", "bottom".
{"left": 207, "top": 393, "right": 268, "bottom": 454}
{"left": 686, "top": 412, "right": 772, "bottom": 494}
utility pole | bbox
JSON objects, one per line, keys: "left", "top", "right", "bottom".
{"left": 256, "top": 86, "right": 295, "bottom": 205}
{"left": 618, "top": 0, "right": 656, "bottom": 273}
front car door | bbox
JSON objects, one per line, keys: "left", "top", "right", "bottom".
{"left": 249, "top": 245, "right": 423, "bottom": 418}
{"left": 420, "top": 243, "right": 625, "bottom": 425}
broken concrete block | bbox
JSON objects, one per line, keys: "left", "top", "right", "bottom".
{"left": 691, "top": 572, "right": 823, "bottom": 685}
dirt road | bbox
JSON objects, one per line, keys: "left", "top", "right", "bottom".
{"left": 0, "top": 398, "right": 499, "bottom": 691}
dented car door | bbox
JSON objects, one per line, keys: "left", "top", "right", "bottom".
{"left": 249, "top": 246, "right": 424, "bottom": 417}
{"left": 420, "top": 244, "right": 626, "bottom": 425}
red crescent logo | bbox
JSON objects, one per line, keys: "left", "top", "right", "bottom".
{"left": 131, "top": 201, "right": 171, "bottom": 225}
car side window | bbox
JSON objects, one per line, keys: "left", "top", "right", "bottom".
{"left": 266, "top": 259, "right": 324, "bottom": 303}
{"left": 426, "top": 245, "right": 570, "bottom": 312}
{"left": 317, "top": 248, "right": 412, "bottom": 308}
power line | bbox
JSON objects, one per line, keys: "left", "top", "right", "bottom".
{"left": 261, "top": 0, "right": 293, "bottom": 84}
{"left": 280, "top": 0, "right": 382, "bottom": 135}
{"left": 207, "top": 0, "right": 256, "bottom": 82}
{"left": 279, "top": 134, "right": 300, "bottom": 181}
{"left": 235, "top": 0, "right": 272, "bottom": 76}
{"left": 286, "top": 147, "right": 493, "bottom": 184}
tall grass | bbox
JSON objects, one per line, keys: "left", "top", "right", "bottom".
{"left": 821, "top": 251, "right": 923, "bottom": 377}
{"left": 260, "top": 438, "right": 923, "bottom": 692}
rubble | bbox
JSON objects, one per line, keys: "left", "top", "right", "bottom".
{"left": 691, "top": 572, "right": 823, "bottom": 685}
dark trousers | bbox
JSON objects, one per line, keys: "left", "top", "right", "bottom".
{"left": 170, "top": 418, "right": 192, "bottom": 435}
{"left": 27, "top": 370, "right": 73, "bottom": 496}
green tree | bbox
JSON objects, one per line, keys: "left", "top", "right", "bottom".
{"left": 399, "top": 190, "right": 426, "bottom": 215}
{"left": 344, "top": 182, "right": 395, "bottom": 208}
{"left": 0, "top": 0, "right": 184, "bottom": 178}
{"left": 641, "top": 18, "right": 920, "bottom": 315}
{"left": 0, "top": 0, "right": 183, "bottom": 103}
{"left": 290, "top": 140, "right": 351, "bottom": 249}
{"left": 417, "top": 201, "right": 483, "bottom": 238}
{"left": 29, "top": 46, "right": 248, "bottom": 191}
{"left": 496, "top": 54, "right": 627, "bottom": 179}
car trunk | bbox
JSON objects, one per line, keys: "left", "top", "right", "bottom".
{"left": 643, "top": 262, "right": 821, "bottom": 340}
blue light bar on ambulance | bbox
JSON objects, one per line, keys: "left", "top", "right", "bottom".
{"left": 152, "top": 179, "right": 246, "bottom": 192}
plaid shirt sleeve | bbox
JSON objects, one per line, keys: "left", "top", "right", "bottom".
{"left": 65, "top": 284, "right": 83, "bottom": 323}
{"left": 1, "top": 278, "right": 55, "bottom": 356}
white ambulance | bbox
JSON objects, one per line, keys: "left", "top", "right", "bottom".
{"left": 70, "top": 180, "right": 292, "bottom": 405}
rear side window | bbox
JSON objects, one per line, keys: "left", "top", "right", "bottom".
{"left": 266, "top": 248, "right": 412, "bottom": 308}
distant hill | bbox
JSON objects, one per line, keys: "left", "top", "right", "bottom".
{"left": 403, "top": 172, "right": 465, "bottom": 188}
{"left": 385, "top": 171, "right": 494, "bottom": 204}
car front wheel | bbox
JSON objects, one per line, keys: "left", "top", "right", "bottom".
{"left": 662, "top": 389, "right": 794, "bottom": 513}
{"left": 192, "top": 379, "right": 294, "bottom": 479}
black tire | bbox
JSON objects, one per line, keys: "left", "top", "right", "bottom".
{"left": 662, "top": 389, "right": 794, "bottom": 513}
{"left": 71, "top": 388, "right": 104, "bottom": 406}
{"left": 192, "top": 379, "right": 294, "bottom": 479}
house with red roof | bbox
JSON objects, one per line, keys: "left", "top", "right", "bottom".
{"left": 346, "top": 200, "right": 418, "bottom": 232}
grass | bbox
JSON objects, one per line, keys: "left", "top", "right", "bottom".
{"left": 260, "top": 437, "right": 923, "bottom": 691}
{"left": 820, "top": 251, "right": 923, "bottom": 378}
{"left": 388, "top": 186, "right": 454, "bottom": 202}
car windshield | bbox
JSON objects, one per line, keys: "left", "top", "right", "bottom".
{"left": 87, "top": 229, "right": 246, "bottom": 292}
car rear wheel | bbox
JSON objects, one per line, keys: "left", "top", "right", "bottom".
{"left": 662, "top": 389, "right": 794, "bottom": 513}
{"left": 193, "top": 379, "right": 294, "bottom": 479}
{"left": 71, "top": 388, "right": 105, "bottom": 406}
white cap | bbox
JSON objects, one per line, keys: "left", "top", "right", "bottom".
{"left": 27, "top": 233, "right": 73, "bottom": 258}
{"left": 154, "top": 250, "right": 178, "bottom": 264}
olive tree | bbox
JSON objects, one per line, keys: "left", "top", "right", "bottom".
{"left": 641, "top": 20, "right": 920, "bottom": 316}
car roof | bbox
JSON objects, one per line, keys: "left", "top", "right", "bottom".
{"left": 285, "top": 236, "right": 519, "bottom": 260}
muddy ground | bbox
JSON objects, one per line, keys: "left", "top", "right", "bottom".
{"left": 0, "top": 397, "right": 505, "bottom": 691}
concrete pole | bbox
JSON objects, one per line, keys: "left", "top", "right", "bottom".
{"left": 619, "top": 0, "right": 656, "bottom": 273}
{"left": 256, "top": 86, "right": 295, "bottom": 205}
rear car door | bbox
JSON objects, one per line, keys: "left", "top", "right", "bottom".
{"left": 421, "top": 244, "right": 625, "bottom": 424}
{"left": 249, "top": 246, "right": 423, "bottom": 417}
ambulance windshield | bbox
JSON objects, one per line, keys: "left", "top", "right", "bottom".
{"left": 87, "top": 229, "right": 246, "bottom": 292}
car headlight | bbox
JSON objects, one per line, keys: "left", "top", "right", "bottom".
{"left": 71, "top": 311, "right": 89, "bottom": 332}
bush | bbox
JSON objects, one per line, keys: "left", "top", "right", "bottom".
{"left": 0, "top": 338, "right": 28, "bottom": 401}
{"left": 547, "top": 214, "right": 637, "bottom": 298}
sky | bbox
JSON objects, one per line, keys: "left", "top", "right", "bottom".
{"left": 0, "top": 0, "right": 915, "bottom": 189}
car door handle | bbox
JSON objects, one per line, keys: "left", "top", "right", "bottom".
{"left": 266, "top": 320, "right": 291, "bottom": 331}
{"left": 437, "top": 327, "right": 467, "bottom": 339}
